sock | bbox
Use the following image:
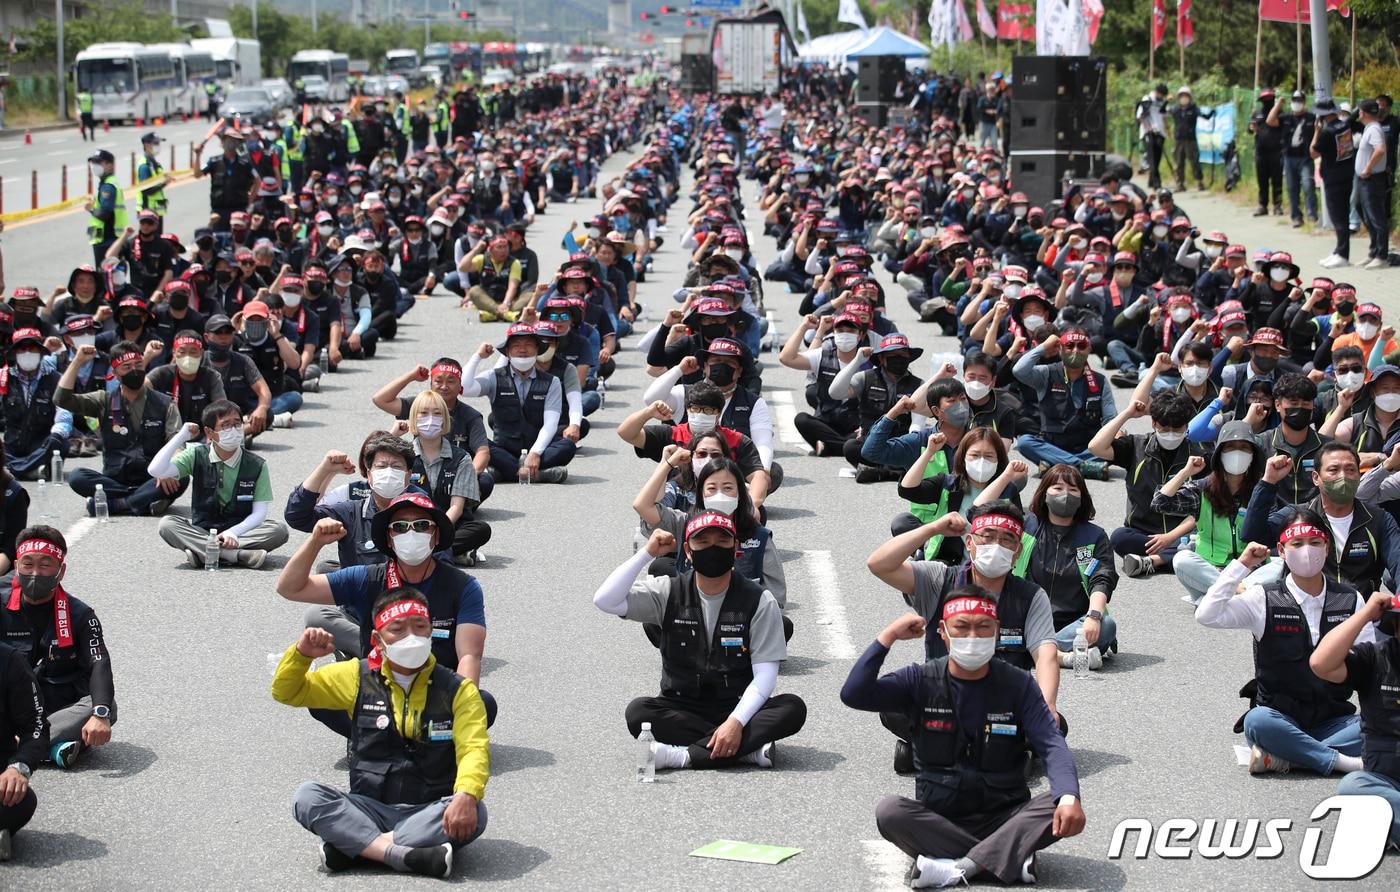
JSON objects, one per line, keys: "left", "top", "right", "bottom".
{"left": 1334, "top": 754, "right": 1364, "bottom": 773}
{"left": 382, "top": 843, "right": 412, "bottom": 872}
{"left": 740, "top": 744, "right": 772, "bottom": 768}
{"left": 954, "top": 857, "right": 980, "bottom": 877}
{"left": 220, "top": 548, "right": 239, "bottom": 562}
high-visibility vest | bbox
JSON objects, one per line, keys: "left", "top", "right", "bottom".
{"left": 341, "top": 120, "right": 360, "bottom": 155}
{"left": 88, "top": 175, "right": 126, "bottom": 244}
{"left": 136, "top": 155, "right": 167, "bottom": 215}
{"left": 77, "top": 92, "right": 93, "bottom": 113}
{"left": 434, "top": 101, "right": 450, "bottom": 134}
{"left": 284, "top": 123, "right": 303, "bottom": 162}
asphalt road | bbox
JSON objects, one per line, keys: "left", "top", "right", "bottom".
{"left": 1, "top": 147, "right": 1396, "bottom": 892}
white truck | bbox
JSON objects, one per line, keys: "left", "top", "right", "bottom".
{"left": 190, "top": 36, "right": 262, "bottom": 88}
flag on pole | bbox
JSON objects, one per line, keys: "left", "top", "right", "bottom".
{"left": 1152, "top": 0, "right": 1168, "bottom": 50}
{"left": 1177, "top": 0, "right": 1195, "bottom": 46}
{"left": 1258, "top": 0, "right": 1349, "bottom": 23}
{"left": 929, "top": 0, "right": 955, "bottom": 48}
{"left": 837, "top": 0, "right": 869, "bottom": 32}
{"left": 796, "top": 0, "right": 812, "bottom": 44}
{"left": 1083, "top": 0, "right": 1104, "bottom": 43}
{"left": 976, "top": 0, "right": 997, "bottom": 37}
{"left": 997, "top": 2, "right": 1035, "bottom": 40}
{"left": 954, "top": 0, "right": 975, "bottom": 41}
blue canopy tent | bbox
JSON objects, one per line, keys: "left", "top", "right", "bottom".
{"left": 845, "top": 27, "right": 931, "bottom": 62}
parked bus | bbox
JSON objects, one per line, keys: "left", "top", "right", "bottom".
{"left": 288, "top": 49, "right": 351, "bottom": 102}
{"left": 147, "top": 43, "right": 217, "bottom": 117}
{"left": 74, "top": 42, "right": 182, "bottom": 123}
{"left": 482, "top": 42, "right": 517, "bottom": 73}
{"left": 385, "top": 49, "right": 419, "bottom": 77}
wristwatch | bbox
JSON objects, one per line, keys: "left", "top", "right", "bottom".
{"left": 11, "top": 762, "right": 31, "bottom": 779}
{"left": 1086, "top": 610, "right": 1104, "bottom": 622}
{"left": 92, "top": 704, "right": 111, "bottom": 719}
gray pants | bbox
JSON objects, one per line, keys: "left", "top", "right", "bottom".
{"left": 306, "top": 605, "right": 365, "bottom": 656}
{"left": 875, "top": 791, "right": 1059, "bottom": 884}
{"left": 158, "top": 514, "right": 290, "bottom": 559}
{"left": 48, "top": 694, "right": 117, "bottom": 747}
{"left": 292, "top": 780, "right": 487, "bottom": 856}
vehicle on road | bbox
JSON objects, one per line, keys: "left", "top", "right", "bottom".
{"left": 288, "top": 50, "right": 350, "bottom": 102}
{"left": 189, "top": 36, "right": 262, "bottom": 89}
{"left": 481, "top": 67, "right": 514, "bottom": 88}
{"left": 358, "top": 75, "right": 387, "bottom": 100}
{"left": 384, "top": 74, "right": 410, "bottom": 96}
{"left": 385, "top": 49, "right": 420, "bottom": 83}
{"left": 300, "top": 75, "right": 329, "bottom": 100}
{"left": 417, "top": 65, "right": 443, "bottom": 88}
{"left": 259, "top": 78, "right": 293, "bottom": 109}
{"left": 75, "top": 42, "right": 181, "bottom": 123}
{"left": 222, "top": 86, "right": 278, "bottom": 121}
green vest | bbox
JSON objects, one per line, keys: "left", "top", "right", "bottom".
{"left": 77, "top": 92, "right": 93, "bottom": 113}
{"left": 205, "top": 83, "right": 217, "bottom": 97}
{"left": 908, "top": 449, "right": 951, "bottom": 529}
{"left": 1009, "top": 531, "right": 1044, "bottom": 581}
{"left": 273, "top": 138, "right": 291, "bottom": 177}
{"left": 284, "top": 124, "right": 303, "bottom": 161}
{"left": 342, "top": 119, "right": 360, "bottom": 155}
{"left": 136, "top": 155, "right": 167, "bottom": 214}
{"left": 88, "top": 175, "right": 126, "bottom": 245}
{"left": 434, "top": 101, "right": 450, "bottom": 134}
{"left": 1194, "top": 498, "right": 1246, "bottom": 569}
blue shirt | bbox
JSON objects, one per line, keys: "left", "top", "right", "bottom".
{"left": 326, "top": 563, "right": 487, "bottom": 629}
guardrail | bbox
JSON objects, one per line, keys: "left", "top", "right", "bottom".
{"left": 0, "top": 142, "right": 200, "bottom": 225}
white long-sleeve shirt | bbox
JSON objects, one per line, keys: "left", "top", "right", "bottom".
{"left": 460, "top": 353, "right": 560, "bottom": 456}
{"left": 1195, "top": 559, "right": 1374, "bottom": 645}
{"left": 641, "top": 367, "right": 774, "bottom": 467}
{"left": 147, "top": 425, "right": 270, "bottom": 538}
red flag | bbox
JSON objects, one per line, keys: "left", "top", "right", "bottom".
{"left": 1152, "top": 0, "right": 1168, "bottom": 50}
{"left": 1258, "top": 0, "right": 1349, "bottom": 23}
{"left": 996, "top": 2, "right": 1034, "bottom": 40}
{"left": 1083, "top": 0, "right": 1104, "bottom": 43}
{"left": 976, "top": 0, "right": 997, "bottom": 37}
{"left": 1177, "top": 0, "right": 1195, "bottom": 46}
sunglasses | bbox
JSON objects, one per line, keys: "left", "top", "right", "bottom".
{"left": 388, "top": 519, "right": 435, "bottom": 535}
{"left": 545, "top": 312, "right": 571, "bottom": 322}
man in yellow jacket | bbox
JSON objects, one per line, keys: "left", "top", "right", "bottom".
{"left": 271, "top": 587, "right": 489, "bottom": 877}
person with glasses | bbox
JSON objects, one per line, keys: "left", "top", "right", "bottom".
{"left": 537, "top": 295, "right": 601, "bottom": 415}
{"left": 145, "top": 399, "right": 288, "bottom": 569}
{"left": 276, "top": 493, "right": 496, "bottom": 736}
{"left": 1012, "top": 327, "right": 1116, "bottom": 481}
{"left": 372, "top": 360, "right": 494, "bottom": 504}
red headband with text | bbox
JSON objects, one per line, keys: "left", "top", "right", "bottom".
{"left": 969, "top": 512, "right": 1024, "bottom": 539}
{"left": 943, "top": 596, "right": 999, "bottom": 620}
{"left": 374, "top": 599, "right": 430, "bottom": 631}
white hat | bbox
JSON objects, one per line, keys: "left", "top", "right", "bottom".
{"left": 1177, "top": 85, "right": 1191, "bottom": 95}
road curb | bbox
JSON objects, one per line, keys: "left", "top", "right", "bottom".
{"left": 1, "top": 169, "right": 196, "bottom": 226}
{"left": 0, "top": 121, "right": 78, "bottom": 141}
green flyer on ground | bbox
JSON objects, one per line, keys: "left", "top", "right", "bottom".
{"left": 688, "top": 840, "right": 803, "bottom": 865}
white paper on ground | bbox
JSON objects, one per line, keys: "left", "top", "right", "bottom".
{"left": 1233, "top": 745, "right": 1252, "bottom": 766}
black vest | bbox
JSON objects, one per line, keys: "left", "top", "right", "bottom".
{"left": 857, "top": 369, "right": 920, "bottom": 433}
{"left": 349, "top": 660, "right": 462, "bottom": 805}
{"left": 190, "top": 444, "right": 264, "bottom": 530}
{"left": 361, "top": 561, "right": 474, "bottom": 669}
{"left": 489, "top": 366, "right": 550, "bottom": 455}
{"left": 408, "top": 444, "right": 463, "bottom": 513}
{"left": 214, "top": 355, "right": 256, "bottom": 413}
{"left": 1253, "top": 580, "right": 1357, "bottom": 727}
{"left": 1039, "top": 363, "right": 1105, "bottom": 453}
{"left": 2, "top": 368, "right": 60, "bottom": 456}
{"left": 100, "top": 383, "right": 170, "bottom": 481}
{"left": 1357, "top": 639, "right": 1400, "bottom": 779}
{"left": 0, "top": 592, "right": 98, "bottom": 708}
{"left": 924, "top": 563, "right": 1037, "bottom": 671}
{"left": 475, "top": 257, "right": 511, "bottom": 301}
{"left": 913, "top": 658, "right": 1031, "bottom": 818}
{"left": 815, "top": 341, "right": 858, "bottom": 422}
{"left": 164, "top": 366, "right": 221, "bottom": 426}
{"left": 658, "top": 572, "right": 762, "bottom": 703}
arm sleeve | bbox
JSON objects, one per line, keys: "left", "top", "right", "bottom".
{"left": 727, "top": 661, "right": 778, "bottom": 726}
{"left": 529, "top": 380, "right": 562, "bottom": 455}
{"left": 224, "top": 500, "right": 270, "bottom": 539}
{"left": 565, "top": 389, "right": 583, "bottom": 428}
{"left": 831, "top": 360, "right": 863, "bottom": 401}
{"left": 352, "top": 306, "right": 372, "bottom": 337}
{"left": 450, "top": 680, "right": 491, "bottom": 799}
{"left": 50, "top": 407, "right": 73, "bottom": 438}
{"left": 838, "top": 640, "right": 920, "bottom": 712}
{"left": 79, "top": 610, "right": 115, "bottom": 709}
{"left": 148, "top": 426, "right": 195, "bottom": 479}
{"left": 592, "top": 548, "right": 654, "bottom": 616}
{"left": 1186, "top": 401, "right": 1224, "bottom": 442}
{"left": 749, "top": 397, "right": 774, "bottom": 468}
{"left": 641, "top": 366, "right": 685, "bottom": 411}
{"left": 269, "top": 645, "right": 360, "bottom": 710}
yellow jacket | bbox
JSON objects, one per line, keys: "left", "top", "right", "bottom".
{"left": 271, "top": 645, "right": 490, "bottom": 800}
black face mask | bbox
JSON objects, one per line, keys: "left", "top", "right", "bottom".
{"left": 18, "top": 572, "right": 59, "bottom": 602}
{"left": 364, "top": 272, "right": 383, "bottom": 285}
{"left": 700, "top": 324, "right": 729, "bottom": 342}
{"left": 1282, "top": 407, "right": 1312, "bottom": 431}
{"left": 307, "top": 281, "right": 326, "bottom": 296}
{"left": 119, "top": 315, "right": 143, "bottom": 332}
{"left": 1252, "top": 354, "right": 1278, "bottom": 372}
{"left": 277, "top": 229, "right": 293, "bottom": 243}
{"left": 883, "top": 356, "right": 911, "bottom": 376}
{"left": 255, "top": 265, "right": 272, "bottom": 277}
{"left": 214, "top": 270, "right": 234, "bottom": 285}
{"left": 119, "top": 368, "right": 145, "bottom": 390}
{"left": 707, "top": 364, "right": 735, "bottom": 387}
{"left": 1336, "top": 301, "right": 1355, "bottom": 316}
{"left": 168, "top": 293, "right": 189, "bottom": 311}
{"left": 690, "top": 545, "right": 736, "bottom": 577}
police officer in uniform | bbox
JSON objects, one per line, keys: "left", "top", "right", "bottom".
{"left": 1197, "top": 515, "right": 1370, "bottom": 776}
{"left": 283, "top": 119, "right": 306, "bottom": 194}
{"left": 76, "top": 89, "right": 95, "bottom": 140}
{"left": 841, "top": 595, "right": 1085, "bottom": 887}
{"left": 0, "top": 526, "right": 116, "bottom": 770}
{"left": 85, "top": 150, "right": 125, "bottom": 267}
{"left": 273, "top": 588, "right": 488, "bottom": 877}
{"left": 592, "top": 515, "right": 807, "bottom": 771}
{"left": 1012, "top": 327, "right": 1115, "bottom": 481}
{"left": 56, "top": 340, "right": 183, "bottom": 516}
{"left": 136, "top": 132, "right": 168, "bottom": 234}
{"left": 434, "top": 93, "right": 451, "bottom": 150}
{"left": 193, "top": 130, "right": 257, "bottom": 231}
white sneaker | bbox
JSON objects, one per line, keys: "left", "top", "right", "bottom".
{"left": 1363, "top": 257, "right": 1388, "bottom": 270}
{"left": 1056, "top": 646, "right": 1104, "bottom": 670}
{"left": 911, "top": 856, "right": 967, "bottom": 888}
{"left": 1247, "top": 744, "right": 1291, "bottom": 775}
{"left": 272, "top": 411, "right": 294, "bottom": 428}
{"left": 1319, "top": 254, "right": 1350, "bottom": 269}
{"left": 650, "top": 741, "right": 690, "bottom": 770}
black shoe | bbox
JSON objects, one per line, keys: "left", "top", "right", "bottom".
{"left": 1253, "top": 207, "right": 1268, "bottom": 216}
{"left": 319, "top": 842, "right": 360, "bottom": 872}
{"left": 404, "top": 843, "right": 453, "bottom": 878}
{"left": 1109, "top": 370, "right": 1139, "bottom": 388}
{"left": 855, "top": 466, "right": 884, "bottom": 484}
{"left": 1291, "top": 218, "right": 1303, "bottom": 228}
{"left": 894, "top": 739, "right": 915, "bottom": 775}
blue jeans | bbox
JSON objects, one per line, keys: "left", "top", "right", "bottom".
{"left": 270, "top": 391, "right": 303, "bottom": 415}
{"left": 1015, "top": 435, "right": 1095, "bottom": 468}
{"left": 1243, "top": 706, "right": 1361, "bottom": 775}
{"left": 1336, "top": 771, "right": 1400, "bottom": 845}
{"left": 395, "top": 291, "right": 415, "bottom": 317}
{"left": 581, "top": 390, "right": 602, "bottom": 415}
{"left": 1054, "top": 614, "right": 1118, "bottom": 653}
{"left": 1283, "top": 154, "right": 1318, "bottom": 222}
{"left": 1106, "top": 340, "right": 1142, "bottom": 373}
{"left": 7, "top": 433, "right": 69, "bottom": 479}
{"left": 442, "top": 271, "right": 467, "bottom": 297}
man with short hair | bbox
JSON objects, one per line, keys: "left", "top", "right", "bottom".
{"left": 148, "top": 399, "right": 289, "bottom": 569}
{"left": 145, "top": 329, "right": 225, "bottom": 429}
{"left": 1355, "top": 99, "right": 1391, "bottom": 270}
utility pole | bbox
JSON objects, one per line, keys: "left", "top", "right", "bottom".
{"left": 312, "top": 0, "right": 319, "bottom": 37}
{"left": 55, "top": 0, "right": 67, "bottom": 121}
{"left": 171, "top": 0, "right": 177, "bottom": 18}
{"left": 1308, "top": 0, "right": 1332, "bottom": 101}
{"left": 252, "top": 0, "right": 258, "bottom": 38}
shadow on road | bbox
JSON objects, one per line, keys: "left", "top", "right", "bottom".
{"left": 772, "top": 743, "right": 846, "bottom": 772}
{"left": 453, "top": 837, "right": 550, "bottom": 881}
{"left": 1037, "top": 852, "right": 1128, "bottom": 890}
{"left": 1103, "top": 652, "right": 1167, "bottom": 673}
{"left": 488, "top": 743, "right": 556, "bottom": 776}
{"left": 8, "top": 830, "right": 108, "bottom": 867}
{"left": 1068, "top": 748, "right": 1134, "bottom": 779}
{"left": 779, "top": 654, "right": 829, "bottom": 676}
{"left": 94, "top": 740, "right": 159, "bottom": 779}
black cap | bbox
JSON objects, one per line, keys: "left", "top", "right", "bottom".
{"left": 1360, "top": 98, "right": 1381, "bottom": 116}
{"left": 193, "top": 227, "right": 215, "bottom": 243}
{"left": 1155, "top": 83, "right": 1169, "bottom": 95}
{"left": 140, "top": 131, "right": 161, "bottom": 144}
{"left": 88, "top": 149, "right": 115, "bottom": 164}
{"left": 204, "top": 314, "right": 234, "bottom": 333}
{"left": 1313, "top": 98, "right": 1338, "bottom": 116}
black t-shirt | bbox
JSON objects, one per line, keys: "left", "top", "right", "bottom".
{"left": 1317, "top": 119, "right": 1357, "bottom": 182}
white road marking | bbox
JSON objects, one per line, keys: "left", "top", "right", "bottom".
{"left": 0, "top": 158, "right": 15, "bottom": 165}
{"left": 767, "top": 389, "right": 806, "bottom": 447}
{"left": 859, "top": 839, "right": 910, "bottom": 890}
{"left": 800, "top": 549, "right": 856, "bottom": 659}
{"left": 64, "top": 517, "right": 97, "bottom": 549}
{"left": 46, "top": 150, "right": 68, "bottom": 157}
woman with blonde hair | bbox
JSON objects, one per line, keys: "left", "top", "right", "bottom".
{"left": 403, "top": 390, "right": 491, "bottom": 564}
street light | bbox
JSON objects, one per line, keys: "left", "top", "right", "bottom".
{"left": 55, "top": 0, "right": 66, "bottom": 121}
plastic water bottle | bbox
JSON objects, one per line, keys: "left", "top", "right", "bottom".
{"left": 205, "top": 528, "right": 221, "bottom": 571}
{"left": 636, "top": 722, "right": 656, "bottom": 783}
{"left": 49, "top": 450, "right": 64, "bottom": 486}
{"left": 93, "top": 484, "right": 109, "bottom": 522}
{"left": 519, "top": 449, "right": 530, "bottom": 487}
{"left": 34, "top": 469, "right": 48, "bottom": 518}
{"left": 1072, "top": 630, "right": 1090, "bottom": 679}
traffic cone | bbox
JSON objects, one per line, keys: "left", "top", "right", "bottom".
{"left": 23, "top": 130, "right": 31, "bottom": 145}
{"left": 136, "top": 116, "right": 143, "bottom": 127}
{"left": 103, "top": 119, "right": 110, "bottom": 133}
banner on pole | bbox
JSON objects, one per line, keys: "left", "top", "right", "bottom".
{"left": 1152, "top": 0, "right": 1167, "bottom": 50}
{"left": 1177, "top": 0, "right": 1195, "bottom": 47}
{"left": 997, "top": 2, "right": 1034, "bottom": 40}
{"left": 1258, "top": 0, "right": 1349, "bottom": 23}
{"left": 976, "top": 0, "right": 997, "bottom": 37}
{"left": 1197, "top": 102, "right": 1236, "bottom": 164}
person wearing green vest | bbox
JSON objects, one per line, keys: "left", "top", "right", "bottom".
{"left": 434, "top": 96, "right": 451, "bottom": 150}
{"left": 283, "top": 121, "right": 305, "bottom": 193}
{"left": 76, "top": 90, "right": 95, "bottom": 140}
{"left": 85, "top": 150, "right": 125, "bottom": 267}
{"left": 136, "top": 132, "right": 168, "bottom": 234}
{"left": 1151, "top": 421, "right": 1262, "bottom": 604}
{"left": 339, "top": 114, "right": 360, "bottom": 158}
{"left": 1020, "top": 464, "right": 1118, "bottom": 668}
{"left": 204, "top": 81, "right": 220, "bottom": 121}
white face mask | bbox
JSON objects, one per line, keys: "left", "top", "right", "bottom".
{"left": 416, "top": 415, "right": 444, "bottom": 438}
{"left": 282, "top": 292, "right": 302, "bottom": 309}
{"left": 1012, "top": 206, "right": 1027, "bottom": 219}
{"left": 1356, "top": 322, "right": 1380, "bottom": 341}
{"left": 370, "top": 467, "right": 407, "bottom": 500}
{"left": 1069, "top": 236, "right": 1087, "bottom": 249}
{"left": 833, "top": 332, "right": 860, "bottom": 353}
{"left": 382, "top": 633, "right": 432, "bottom": 670}
{"left": 1111, "top": 209, "right": 1127, "bottom": 221}
{"left": 110, "top": 271, "right": 128, "bottom": 287}
{"left": 1021, "top": 314, "right": 1045, "bottom": 331}
{"left": 965, "top": 457, "right": 998, "bottom": 484}
{"left": 1085, "top": 271, "right": 1104, "bottom": 285}
{"left": 90, "top": 162, "right": 105, "bottom": 179}
{"left": 1202, "top": 244, "right": 1223, "bottom": 258}
{"left": 688, "top": 412, "right": 718, "bottom": 436}
{"left": 1376, "top": 393, "right": 1400, "bottom": 413}
{"left": 1269, "top": 267, "right": 1291, "bottom": 283}
{"left": 1336, "top": 371, "right": 1365, "bottom": 392}
{"left": 704, "top": 492, "right": 739, "bottom": 516}
{"left": 317, "top": 224, "right": 335, "bottom": 237}
{"left": 724, "top": 248, "right": 744, "bottom": 261}
{"left": 971, "top": 542, "right": 1015, "bottom": 578}
{"left": 1291, "top": 102, "right": 1305, "bottom": 114}
{"left": 1283, "top": 543, "right": 1327, "bottom": 578}
{"left": 964, "top": 379, "right": 991, "bottom": 401}
{"left": 14, "top": 352, "right": 40, "bottom": 373}
{"left": 509, "top": 355, "right": 537, "bottom": 372}
{"left": 71, "top": 334, "right": 96, "bottom": 351}
{"left": 391, "top": 530, "right": 434, "bottom": 565}
{"left": 1221, "top": 449, "right": 1253, "bottom": 475}
{"left": 216, "top": 426, "right": 244, "bottom": 452}
{"left": 1003, "top": 284, "right": 1023, "bottom": 300}
{"left": 1170, "top": 307, "right": 1193, "bottom": 324}
{"left": 430, "top": 223, "right": 447, "bottom": 237}
{"left": 947, "top": 633, "right": 996, "bottom": 670}
{"left": 1155, "top": 430, "right": 1186, "bottom": 450}
{"left": 1152, "top": 224, "right": 1169, "bottom": 239}
{"left": 175, "top": 355, "right": 202, "bottom": 376}
{"left": 1180, "top": 366, "right": 1209, "bottom": 387}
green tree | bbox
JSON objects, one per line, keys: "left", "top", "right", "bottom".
{"left": 18, "top": 1, "right": 185, "bottom": 68}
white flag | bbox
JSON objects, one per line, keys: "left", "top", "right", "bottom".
{"left": 796, "top": 0, "right": 813, "bottom": 44}
{"left": 927, "top": 0, "right": 954, "bottom": 48}
{"left": 1036, "top": 0, "right": 1072, "bottom": 55}
{"left": 976, "top": 0, "right": 997, "bottom": 38}
{"left": 954, "top": 0, "right": 975, "bottom": 40}
{"left": 838, "top": 0, "right": 869, "bottom": 32}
